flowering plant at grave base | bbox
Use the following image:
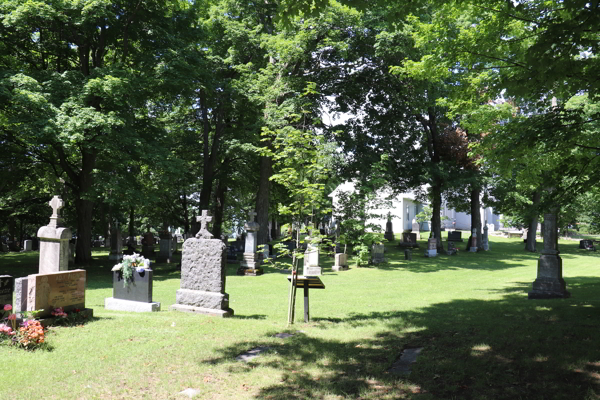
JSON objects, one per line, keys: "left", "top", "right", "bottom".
{"left": 18, "top": 320, "right": 45, "bottom": 349}
{"left": 51, "top": 307, "right": 68, "bottom": 318}
{"left": 111, "top": 252, "right": 151, "bottom": 287}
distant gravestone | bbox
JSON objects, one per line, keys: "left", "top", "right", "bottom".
{"left": 411, "top": 219, "right": 421, "bottom": 240}
{"left": 579, "top": 240, "right": 595, "bottom": 251}
{"left": 108, "top": 224, "right": 123, "bottom": 261}
{"left": 304, "top": 246, "right": 321, "bottom": 276}
{"left": 333, "top": 253, "right": 348, "bottom": 272}
{"left": 470, "top": 229, "right": 478, "bottom": 252}
{"left": 14, "top": 277, "right": 28, "bottom": 314}
{"left": 171, "top": 210, "right": 233, "bottom": 317}
{"left": 157, "top": 232, "right": 173, "bottom": 263}
{"left": 404, "top": 248, "right": 412, "bottom": 260}
{"left": 23, "top": 240, "right": 32, "bottom": 252}
{"left": 142, "top": 231, "right": 155, "bottom": 259}
{"left": 27, "top": 270, "right": 87, "bottom": 318}
{"left": 371, "top": 243, "right": 385, "bottom": 264}
{"left": 424, "top": 238, "right": 437, "bottom": 257}
{"left": 529, "top": 213, "right": 570, "bottom": 299}
{"left": 482, "top": 225, "right": 490, "bottom": 251}
{"left": 37, "top": 195, "right": 71, "bottom": 274}
{"left": 238, "top": 211, "right": 263, "bottom": 276}
{"left": 401, "top": 232, "right": 418, "bottom": 248}
{"left": 0, "top": 275, "right": 14, "bottom": 308}
{"left": 446, "top": 241, "right": 458, "bottom": 255}
{"left": 384, "top": 214, "right": 395, "bottom": 242}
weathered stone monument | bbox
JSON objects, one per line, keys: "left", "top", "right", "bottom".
{"left": 470, "top": 229, "right": 478, "bottom": 252}
{"left": 333, "top": 253, "right": 349, "bottom": 271}
{"left": 108, "top": 223, "right": 123, "bottom": 261}
{"left": 238, "top": 211, "right": 263, "bottom": 276}
{"left": 411, "top": 219, "right": 421, "bottom": 240}
{"left": 482, "top": 225, "right": 489, "bottom": 251}
{"left": 37, "top": 196, "right": 71, "bottom": 274}
{"left": 384, "top": 214, "right": 395, "bottom": 242}
{"left": 371, "top": 243, "right": 385, "bottom": 264}
{"left": 23, "top": 240, "right": 32, "bottom": 252}
{"left": 0, "top": 275, "right": 13, "bottom": 307}
{"left": 171, "top": 210, "right": 233, "bottom": 317}
{"left": 424, "top": 237, "right": 437, "bottom": 257}
{"left": 529, "top": 213, "right": 570, "bottom": 299}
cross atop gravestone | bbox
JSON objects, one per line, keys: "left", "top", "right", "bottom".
{"left": 248, "top": 210, "right": 257, "bottom": 221}
{"left": 48, "top": 195, "right": 64, "bottom": 228}
{"left": 196, "top": 210, "right": 214, "bottom": 240}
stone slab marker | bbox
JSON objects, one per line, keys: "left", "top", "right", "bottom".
{"left": 411, "top": 219, "right": 421, "bottom": 240}
{"left": 482, "top": 225, "right": 489, "bottom": 251}
{"left": 333, "top": 253, "right": 349, "bottom": 271}
{"left": 23, "top": 240, "right": 32, "bottom": 252}
{"left": 27, "top": 270, "right": 87, "bottom": 318}
{"left": 424, "top": 237, "right": 437, "bottom": 257}
{"left": 171, "top": 210, "right": 233, "bottom": 317}
{"left": 37, "top": 195, "right": 71, "bottom": 274}
{"left": 529, "top": 213, "right": 570, "bottom": 299}
{"left": 371, "top": 244, "right": 385, "bottom": 264}
{"left": 14, "top": 277, "right": 28, "bottom": 313}
{"left": 157, "top": 232, "right": 173, "bottom": 263}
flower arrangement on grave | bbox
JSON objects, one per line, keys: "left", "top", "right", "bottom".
{"left": 0, "top": 305, "right": 47, "bottom": 350}
{"left": 111, "top": 253, "right": 151, "bottom": 287}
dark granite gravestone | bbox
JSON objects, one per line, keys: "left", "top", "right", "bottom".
{"left": 446, "top": 241, "right": 458, "bottom": 255}
{"left": 404, "top": 248, "right": 412, "bottom": 260}
{"left": 579, "top": 240, "right": 596, "bottom": 251}
{"left": 400, "top": 232, "right": 419, "bottom": 248}
{"left": 0, "top": 275, "right": 14, "bottom": 307}
{"left": 113, "top": 270, "right": 153, "bottom": 303}
{"left": 448, "top": 231, "right": 463, "bottom": 242}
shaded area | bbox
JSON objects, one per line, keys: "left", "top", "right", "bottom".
{"left": 201, "top": 278, "right": 600, "bottom": 399}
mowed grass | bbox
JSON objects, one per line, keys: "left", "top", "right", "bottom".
{"left": 1, "top": 235, "right": 599, "bottom": 400}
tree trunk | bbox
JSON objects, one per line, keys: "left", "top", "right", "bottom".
{"left": 75, "top": 198, "right": 93, "bottom": 264}
{"left": 525, "top": 191, "right": 541, "bottom": 252}
{"left": 128, "top": 207, "right": 135, "bottom": 240}
{"left": 182, "top": 191, "right": 189, "bottom": 235}
{"left": 470, "top": 185, "right": 483, "bottom": 251}
{"left": 256, "top": 155, "right": 272, "bottom": 246}
{"left": 431, "top": 181, "right": 444, "bottom": 251}
{"left": 212, "top": 179, "right": 227, "bottom": 239}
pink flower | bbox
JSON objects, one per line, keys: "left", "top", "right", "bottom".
{"left": 7, "top": 314, "right": 16, "bottom": 321}
{"left": 3, "top": 304, "right": 11, "bottom": 311}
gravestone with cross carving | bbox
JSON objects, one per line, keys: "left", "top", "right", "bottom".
{"left": 238, "top": 210, "right": 263, "bottom": 276}
{"left": 37, "top": 195, "right": 72, "bottom": 274}
{"left": 172, "top": 210, "right": 233, "bottom": 317}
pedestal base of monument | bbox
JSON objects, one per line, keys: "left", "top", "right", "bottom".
{"left": 170, "top": 303, "right": 234, "bottom": 317}
{"left": 470, "top": 247, "right": 478, "bottom": 253}
{"left": 304, "top": 266, "right": 322, "bottom": 276}
{"left": 237, "top": 266, "right": 264, "bottom": 276}
{"left": 172, "top": 288, "right": 233, "bottom": 317}
{"left": 332, "top": 265, "right": 349, "bottom": 272}
{"left": 105, "top": 297, "right": 161, "bottom": 312}
{"left": 424, "top": 250, "right": 437, "bottom": 257}
{"left": 528, "top": 253, "right": 570, "bottom": 299}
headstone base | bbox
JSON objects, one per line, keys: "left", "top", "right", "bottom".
{"left": 384, "top": 232, "right": 395, "bottom": 242}
{"left": 470, "top": 247, "right": 478, "bottom": 253}
{"left": 240, "top": 253, "right": 258, "bottom": 269}
{"left": 332, "top": 265, "right": 349, "bottom": 272}
{"left": 528, "top": 253, "right": 570, "bottom": 299}
{"left": 237, "top": 267, "right": 264, "bottom": 276}
{"left": 38, "top": 308, "right": 94, "bottom": 328}
{"left": 105, "top": 297, "right": 161, "bottom": 312}
{"left": 170, "top": 303, "right": 234, "bottom": 317}
{"left": 305, "top": 266, "right": 322, "bottom": 276}
{"left": 424, "top": 249, "right": 437, "bottom": 257}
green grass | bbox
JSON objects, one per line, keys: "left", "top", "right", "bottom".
{"left": 1, "top": 236, "right": 599, "bottom": 400}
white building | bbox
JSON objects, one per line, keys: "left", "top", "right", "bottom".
{"left": 330, "top": 182, "right": 501, "bottom": 233}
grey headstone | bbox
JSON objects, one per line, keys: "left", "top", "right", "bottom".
{"left": 14, "top": 277, "right": 28, "bottom": 313}
{"left": 0, "top": 275, "right": 14, "bottom": 307}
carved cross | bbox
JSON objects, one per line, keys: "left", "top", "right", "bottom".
{"left": 48, "top": 195, "right": 64, "bottom": 228}
{"left": 195, "top": 210, "right": 214, "bottom": 239}
{"left": 248, "top": 210, "right": 257, "bottom": 221}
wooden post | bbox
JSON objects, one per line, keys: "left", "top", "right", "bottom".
{"left": 303, "top": 285, "right": 309, "bottom": 323}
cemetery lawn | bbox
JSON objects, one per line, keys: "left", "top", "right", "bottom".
{"left": 1, "top": 236, "right": 600, "bottom": 400}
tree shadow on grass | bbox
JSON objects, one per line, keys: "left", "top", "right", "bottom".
{"left": 200, "top": 278, "right": 600, "bottom": 399}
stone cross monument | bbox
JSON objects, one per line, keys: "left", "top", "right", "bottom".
{"left": 37, "top": 195, "right": 71, "bottom": 274}
{"left": 172, "top": 210, "right": 233, "bottom": 317}
{"left": 528, "top": 213, "right": 570, "bottom": 299}
{"left": 238, "top": 210, "right": 263, "bottom": 276}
